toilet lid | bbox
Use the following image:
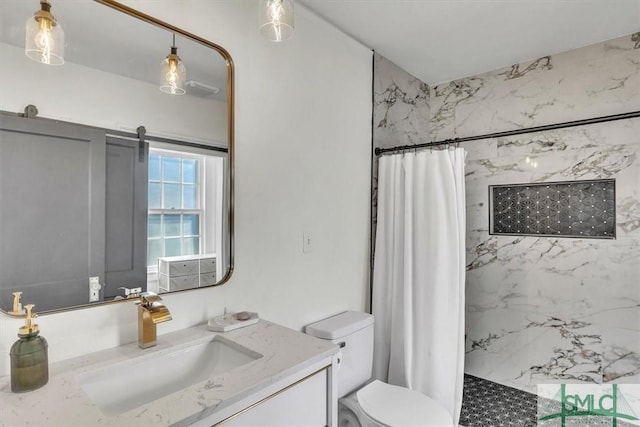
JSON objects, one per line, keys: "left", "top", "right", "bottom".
{"left": 356, "top": 380, "right": 453, "bottom": 427}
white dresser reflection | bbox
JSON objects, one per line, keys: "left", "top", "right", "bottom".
{"left": 158, "top": 254, "right": 217, "bottom": 292}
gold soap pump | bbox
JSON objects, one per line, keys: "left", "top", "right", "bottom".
{"left": 10, "top": 303, "right": 49, "bottom": 392}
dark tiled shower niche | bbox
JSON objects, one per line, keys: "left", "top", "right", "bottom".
{"left": 489, "top": 179, "right": 615, "bottom": 239}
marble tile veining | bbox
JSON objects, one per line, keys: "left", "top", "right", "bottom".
{"left": 373, "top": 53, "right": 430, "bottom": 150}
{"left": 371, "top": 53, "right": 431, "bottom": 265}
{"left": 431, "top": 34, "right": 640, "bottom": 142}
{"left": 458, "top": 32, "right": 640, "bottom": 394}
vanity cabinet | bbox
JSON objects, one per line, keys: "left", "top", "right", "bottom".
{"left": 158, "top": 254, "right": 216, "bottom": 292}
{"left": 192, "top": 354, "right": 338, "bottom": 427}
{"left": 219, "top": 368, "right": 328, "bottom": 426}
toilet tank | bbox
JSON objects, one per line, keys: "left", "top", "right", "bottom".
{"left": 305, "top": 311, "right": 374, "bottom": 398}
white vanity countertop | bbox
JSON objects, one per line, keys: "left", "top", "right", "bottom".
{"left": 0, "top": 320, "right": 338, "bottom": 427}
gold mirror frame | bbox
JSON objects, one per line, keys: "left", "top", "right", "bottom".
{"left": 4, "top": 0, "right": 234, "bottom": 316}
{"left": 96, "top": 0, "right": 236, "bottom": 284}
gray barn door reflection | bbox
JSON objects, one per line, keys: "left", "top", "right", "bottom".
{"left": 104, "top": 136, "right": 148, "bottom": 299}
{"left": 0, "top": 115, "right": 105, "bottom": 311}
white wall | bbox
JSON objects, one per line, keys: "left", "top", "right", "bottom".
{"left": 0, "top": 1, "right": 372, "bottom": 376}
{"left": 0, "top": 42, "right": 227, "bottom": 145}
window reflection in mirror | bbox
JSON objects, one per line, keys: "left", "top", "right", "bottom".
{"left": 146, "top": 144, "right": 227, "bottom": 295}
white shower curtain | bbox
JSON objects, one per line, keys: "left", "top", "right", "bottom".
{"left": 372, "top": 147, "right": 466, "bottom": 425}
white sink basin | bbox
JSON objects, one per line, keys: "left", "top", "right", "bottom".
{"left": 78, "top": 336, "right": 262, "bottom": 415}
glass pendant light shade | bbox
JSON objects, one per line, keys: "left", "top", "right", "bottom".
{"left": 25, "top": 0, "right": 64, "bottom": 65}
{"left": 259, "top": 0, "right": 294, "bottom": 42}
{"left": 159, "top": 46, "right": 186, "bottom": 95}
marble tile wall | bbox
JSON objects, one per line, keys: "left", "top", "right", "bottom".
{"left": 373, "top": 53, "right": 431, "bottom": 151}
{"left": 371, "top": 53, "right": 430, "bottom": 268}
{"left": 373, "top": 32, "right": 640, "bottom": 394}
{"left": 431, "top": 33, "right": 640, "bottom": 393}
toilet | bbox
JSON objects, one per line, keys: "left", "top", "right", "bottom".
{"left": 306, "top": 311, "right": 453, "bottom": 427}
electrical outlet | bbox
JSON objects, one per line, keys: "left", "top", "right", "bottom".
{"left": 89, "top": 276, "right": 101, "bottom": 302}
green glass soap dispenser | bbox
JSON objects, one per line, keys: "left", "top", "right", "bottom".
{"left": 10, "top": 304, "right": 48, "bottom": 392}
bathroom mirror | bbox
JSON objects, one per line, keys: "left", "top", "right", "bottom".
{"left": 0, "top": 0, "right": 234, "bottom": 313}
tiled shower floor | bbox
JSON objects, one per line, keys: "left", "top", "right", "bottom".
{"left": 459, "top": 375, "right": 635, "bottom": 427}
{"left": 459, "top": 374, "right": 538, "bottom": 427}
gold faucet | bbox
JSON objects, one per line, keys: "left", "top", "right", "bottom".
{"left": 137, "top": 292, "right": 172, "bottom": 349}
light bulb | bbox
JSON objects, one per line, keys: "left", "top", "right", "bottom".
{"left": 166, "top": 58, "right": 180, "bottom": 94}
{"left": 269, "top": 1, "right": 285, "bottom": 41}
{"left": 25, "top": 1, "right": 64, "bottom": 65}
{"left": 260, "top": 0, "right": 294, "bottom": 42}
{"left": 35, "top": 19, "right": 54, "bottom": 64}
{"left": 160, "top": 46, "right": 186, "bottom": 95}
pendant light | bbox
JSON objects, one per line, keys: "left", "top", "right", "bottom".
{"left": 160, "top": 34, "right": 186, "bottom": 95}
{"left": 259, "top": 0, "right": 294, "bottom": 42}
{"left": 25, "top": 0, "right": 65, "bottom": 65}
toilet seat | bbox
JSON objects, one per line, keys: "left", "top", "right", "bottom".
{"left": 356, "top": 380, "right": 453, "bottom": 427}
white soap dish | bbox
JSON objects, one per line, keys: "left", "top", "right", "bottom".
{"left": 207, "top": 311, "right": 259, "bottom": 332}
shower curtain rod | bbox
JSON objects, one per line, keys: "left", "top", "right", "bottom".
{"left": 374, "top": 110, "right": 640, "bottom": 156}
